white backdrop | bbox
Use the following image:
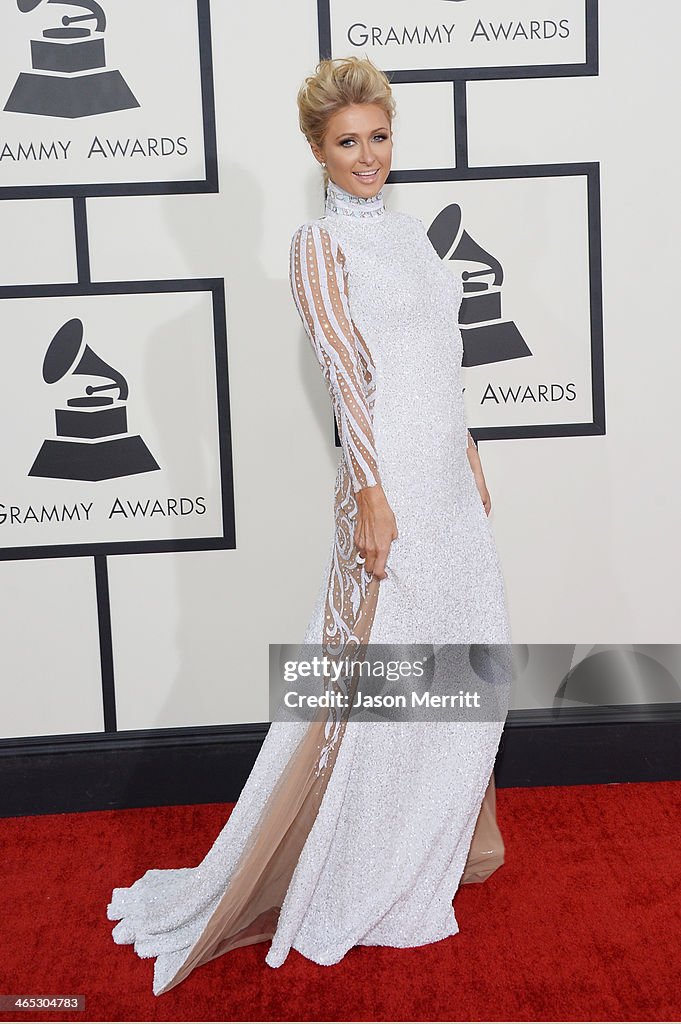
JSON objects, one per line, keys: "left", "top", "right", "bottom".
{"left": 0, "top": 0, "right": 679, "bottom": 740}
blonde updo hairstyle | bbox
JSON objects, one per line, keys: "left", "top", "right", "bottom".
{"left": 296, "top": 57, "right": 396, "bottom": 192}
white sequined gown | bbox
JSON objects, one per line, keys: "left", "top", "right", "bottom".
{"left": 107, "top": 178, "right": 512, "bottom": 996}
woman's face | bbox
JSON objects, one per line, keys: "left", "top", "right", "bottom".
{"left": 312, "top": 102, "right": 392, "bottom": 197}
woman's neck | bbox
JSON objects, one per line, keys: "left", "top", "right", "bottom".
{"left": 325, "top": 177, "right": 386, "bottom": 219}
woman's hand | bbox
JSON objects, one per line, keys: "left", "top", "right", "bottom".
{"left": 467, "top": 446, "right": 492, "bottom": 515}
{"left": 354, "top": 483, "right": 398, "bottom": 580}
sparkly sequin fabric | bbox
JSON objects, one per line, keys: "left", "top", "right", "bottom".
{"left": 106, "top": 177, "right": 512, "bottom": 996}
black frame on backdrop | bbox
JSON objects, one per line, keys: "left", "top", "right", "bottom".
{"left": 317, "top": 0, "right": 599, "bottom": 82}
{"left": 0, "top": 0, "right": 218, "bottom": 200}
{"left": 0, "top": 275, "right": 235, "bottom": 563}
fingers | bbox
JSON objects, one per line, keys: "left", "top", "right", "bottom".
{"left": 370, "top": 550, "right": 390, "bottom": 580}
{"left": 354, "top": 528, "right": 389, "bottom": 579}
{"left": 359, "top": 538, "right": 392, "bottom": 580}
{"left": 354, "top": 508, "right": 398, "bottom": 581}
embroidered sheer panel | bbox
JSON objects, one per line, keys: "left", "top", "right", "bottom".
{"left": 290, "top": 222, "right": 381, "bottom": 493}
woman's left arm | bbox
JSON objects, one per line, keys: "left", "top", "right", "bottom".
{"left": 466, "top": 431, "right": 491, "bottom": 515}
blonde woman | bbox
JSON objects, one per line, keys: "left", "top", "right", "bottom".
{"left": 108, "top": 57, "right": 512, "bottom": 996}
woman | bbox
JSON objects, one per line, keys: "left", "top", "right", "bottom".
{"left": 107, "top": 56, "right": 512, "bottom": 997}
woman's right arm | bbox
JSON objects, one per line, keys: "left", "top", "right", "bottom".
{"left": 289, "top": 221, "right": 397, "bottom": 579}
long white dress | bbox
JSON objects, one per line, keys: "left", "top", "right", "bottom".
{"left": 107, "top": 177, "right": 513, "bottom": 996}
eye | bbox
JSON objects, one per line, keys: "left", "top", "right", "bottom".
{"left": 339, "top": 134, "right": 389, "bottom": 147}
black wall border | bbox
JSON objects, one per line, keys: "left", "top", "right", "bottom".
{"left": 1, "top": 704, "right": 680, "bottom": 818}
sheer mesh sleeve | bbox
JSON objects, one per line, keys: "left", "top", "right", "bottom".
{"left": 290, "top": 222, "right": 381, "bottom": 493}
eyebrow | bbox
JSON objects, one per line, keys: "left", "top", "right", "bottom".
{"left": 335, "top": 127, "right": 388, "bottom": 140}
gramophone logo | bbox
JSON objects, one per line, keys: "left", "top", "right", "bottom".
{"left": 553, "top": 646, "right": 681, "bottom": 709}
{"left": 29, "top": 317, "right": 160, "bottom": 482}
{"left": 428, "top": 205, "right": 532, "bottom": 367}
{"left": 4, "top": 0, "right": 139, "bottom": 119}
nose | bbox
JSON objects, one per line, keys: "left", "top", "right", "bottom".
{"left": 357, "top": 143, "right": 378, "bottom": 166}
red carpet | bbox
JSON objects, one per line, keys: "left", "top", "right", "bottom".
{"left": 2, "top": 780, "right": 680, "bottom": 1022}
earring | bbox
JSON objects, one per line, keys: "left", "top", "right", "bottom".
{"left": 322, "top": 162, "right": 326, "bottom": 168}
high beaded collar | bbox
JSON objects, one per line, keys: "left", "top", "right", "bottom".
{"left": 325, "top": 177, "right": 386, "bottom": 219}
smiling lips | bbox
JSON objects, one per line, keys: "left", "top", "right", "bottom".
{"left": 353, "top": 168, "right": 379, "bottom": 180}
